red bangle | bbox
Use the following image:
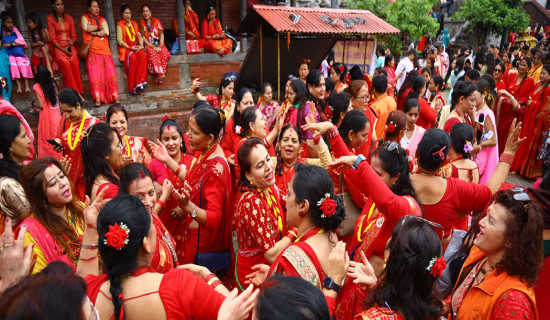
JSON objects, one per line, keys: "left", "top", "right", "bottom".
{"left": 313, "top": 136, "right": 321, "bottom": 144}
{"left": 211, "top": 280, "right": 222, "bottom": 289}
{"left": 174, "top": 166, "right": 182, "bottom": 176}
{"left": 205, "top": 273, "right": 216, "bottom": 283}
{"left": 156, "top": 199, "right": 167, "bottom": 210}
{"left": 499, "top": 153, "right": 514, "bottom": 165}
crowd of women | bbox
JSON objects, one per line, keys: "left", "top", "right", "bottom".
{"left": 0, "top": 16, "right": 550, "bottom": 320}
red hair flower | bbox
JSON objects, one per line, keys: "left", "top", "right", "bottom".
{"left": 386, "top": 122, "right": 396, "bottom": 133}
{"left": 317, "top": 193, "right": 337, "bottom": 218}
{"left": 104, "top": 223, "right": 130, "bottom": 251}
{"left": 161, "top": 114, "right": 171, "bottom": 123}
{"left": 339, "top": 65, "right": 344, "bottom": 73}
{"left": 426, "top": 256, "right": 446, "bottom": 277}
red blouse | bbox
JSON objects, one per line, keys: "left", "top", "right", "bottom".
{"left": 221, "top": 118, "right": 241, "bottom": 158}
{"left": 85, "top": 268, "right": 224, "bottom": 319}
{"left": 416, "top": 98, "right": 437, "bottom": 130}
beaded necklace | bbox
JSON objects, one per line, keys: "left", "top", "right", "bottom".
{"left": 125, "top": 21, "right": 136, "bottom": 43}
{"left": 67, "top": 110, "right": 87, "bottom": 151}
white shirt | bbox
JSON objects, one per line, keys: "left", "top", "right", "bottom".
{"left": 395, "top": 57, "right": 414, "bottom": 91}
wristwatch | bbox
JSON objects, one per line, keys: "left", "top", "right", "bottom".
{"left": 352, "top": 154, "right": 366, "bottom": 169}
{"left": 189, "top": 204, "right": 197, "bottom": 218}
{"left": 323, "top": 276, "right": 341, "bottom": 293}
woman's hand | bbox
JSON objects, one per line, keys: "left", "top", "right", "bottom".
{"left": 191, "top": 78, "right": 202, "bottom": 92}
{"left": 171, "top": 183, "right": 192, "bottom": 213}
{"left": 0, "top": 218, "right": 34, "bottom": 293}
{"left": 59, "top": 156, "right": 72, "bottom": 173}
{"left": 83, "top": 186, "right": 109, "bottom": 230}
{"left": 227, "top": 154, "right": 235, "bottom": 166}
{"left": 347, "top": 251, "right": 377, "bottom": 288}
{"left": 301, "top": 114, "right": 334, "bottom": 139}
{"left": 178, "top": 263, "right": 211, "bottom": 279}
{"left": 63, "top": 47, "right": 71, "bottom": 57}
{"left": 154, "top": 46, "right": 162, "bottom": 53}
{"left": 121, "top": 154, "right": 133, "bottom": 166}
{"left": 471, "top": 142, "right": 482, "bottom": 155}
{"left": 503, "top": 118, "right": 526, "bottom": 154}
{"left": 218, "top": 286, "right": 259, "bottom": 320}
{"left": 148, "top": 139, "right": 170, "bottom": 163}
{"left": 53, "top": 138, "right": 64, "bottom": 153}
{"left": 327, "top": 241, "right": 349, "bottom": 284}
{"left": 245, "top": 264, "right": 270, "bottom": 286}
{"left": 327, "top": 155, "right": 359, "bottom": 171}
{"left": 161, "top": 179, "right": 174, "bottom": 200}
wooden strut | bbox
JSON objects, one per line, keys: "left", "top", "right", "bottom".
{"left": 277, "top": 32, "right": 281, "bottom": 101}
{"left": 260, "top": 23, "right": 263, "bottom": 84}
{"left": 363, "top": 38, "right": 368, "bottom": 74}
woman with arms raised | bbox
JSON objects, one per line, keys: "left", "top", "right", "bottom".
{"left": 107, "top": 104, "right": 152, "bottom": 166}
{"left": 54, "top": 88, "right": 101, "bottom": 200}
{"left": 191, "top": 75, "right": 236, "bottom": 119}
{"left": 81, "top": 123, "right": 125, "bottom": 201}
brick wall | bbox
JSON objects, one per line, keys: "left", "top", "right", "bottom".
{"left": 189, "top": 60, "right": 242, "bottom": 88}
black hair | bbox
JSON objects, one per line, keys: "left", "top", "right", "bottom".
{"left": 159, "top": 118, "right": 186, "bottom": 154}
{"left": 476, "top": 79, "right": 495, "bottom": 109}
{"left": 205, "top": 3, "right": 216, "bottom": 17}
{"left": 0, "top": 115, "right": 22, "bottom": 181}
{"left": 193, "top": 100, "right": 212, "bottom": 110}
{"left": 88, "top": 0, "right": 99, "bottom": 8}
{"left": 141, "top": 3, "right": 151, "bottom": 11}
{"left": 432, "top": 75, "right": 444, "bottom": 91}
{"left": 256, "top": 276, "right": 330, "bottom": 320}
{"left": 324, "top": 77, "right": 335, "bottom": 93}
{"left": 237, "top": 137, "right": 265, "bottom": 189}
{"left": 397, "top": 70, "right": 420, "bottom": 102}
{"left": 445, "top": 57, "right": 457, "bottom": 83}
{"left": 232, "top": 87, "right": 255, "bottom": 131}
{"left": 407, "top": 49, "right": 417, "bottom": 59}
{"left": 120, "top": 3, "right": 131, "bottom": 17}
{"left": 417, "top": 129, "right": 451, "bottom": 171}
{"left": 455, "top": 57, "right": 465, "bottom": 72}
{"left": 376, "top": 67, "right": 388, "bottom": 77}
{"left": 26, "top": 12, "right": 45, "bottom": 43}
{"left": 349, "top": 66, "right": 364, "bottom": 81}
{"left": 58, "top": 88, "right": 83, "bottom": 108}
{"left": 239, "top": 106, "right": 260, "bottom": 138}
{"left": 404, "top": 98, "right": 420, "bottom": 114}
{"left": 539, "top": 64, "right": 550, "bottom": 101}
{"left": 377, "top": 47, "right": 385, "bottom": 56}
{"left": 405, "top": 75, "right": 426, "bottom": 102}
{"left": 384, "top": 54, "right": 394, "bottom": 68}
{"left": 192, "top": 105, "right": 226, "bottom": 141}
{"left": 450, "top": 123, "right": 474, "bottom": 159}
{"left": 292, "top": 164, "right": 345, "bottom": 233}
{"left": 259, "top": 82, "right": 272, "bottom": 96}
{"left": 373, "top": 75, "right": 388, "bottom": 94}
{"left": 106, "top": 104, "right": 128, "bottom": 123}
{"left": 35, "top": 65, "right": 58, "bottom": 107}
{"left": 218, "top": 76, "right": 234, "bottom": 101}
{"left": 50, "top": 0, "right": 64, "bottom": 22}
{"left": 118, "top": 162, "right": 153, "bottom": 194}
{"left": 365, "top": 216, "right": 442, "bottom": 320}
{"left": 290, "top": 79, "right": 307, "bottom": 105}
{"left": 81, "top": 123, "right": 121, "bottom": 196}
{"left": 465, "top": 69, "right": 480, "bottom": 81}
{"left": 98, "top": 195, "right": 152, "bottom": 320}
{"left": 306, "top": 70, "right": 327, "bottom": 121}
{"left": 332, "top": 63, "right": 347, "bottom": 81}
{"left": 474, "top": 46, "right": 488, "bottom": 70}
{"left": 328, "top": 92, "right": 351, "bottom": 125}
{"left": 374, "top": 142, "right": 422, "bottom": 205}
{"left": 450, "top": 81, "right": 478, "bottom": 111}
{"left": 338, "top": 109, "right": 368, "bottom": 147}
{"left": 485, "top": 51, "right": 496, "bottom": 75}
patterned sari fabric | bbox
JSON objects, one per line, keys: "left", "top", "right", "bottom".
{"left": 355, "top": 305, "right": 405, "bottom": 320}
{"left": 268, "top": 241, "right": 325, "bottom": 289}
{"left": 140, "top": 17, "right": 171, "bottom": 77}
{"left": 520, "top": 100, "right": 550, "bottom": 179}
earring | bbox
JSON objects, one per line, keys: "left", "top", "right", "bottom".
{"left": 249, "top": 180, "right": 254, "bottom": 186}
{"left": 299, "top": 211, "right": 306, "bottom": 217}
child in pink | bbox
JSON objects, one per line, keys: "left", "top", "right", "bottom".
{"left": 2, "top": 13, "right": 33, "bottom": 92}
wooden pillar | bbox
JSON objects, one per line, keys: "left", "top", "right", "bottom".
{"left": 12, "top": 0, "right": 30, "bottom": 55}
{"left": 103, "top": 0, "right": 119, "bottom": 64}
{"left": 331, "top": 0, "right": 338, "bottom": 8}
{"left": 176, "top": 0, "right": 187, "bottom": 54}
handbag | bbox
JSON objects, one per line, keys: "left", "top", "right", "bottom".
{"left": 193, "top": 173, "right": 231, "bottom": 273}
{"left": 186, "top": 39, "right": 200, "bottom": 54}
{"left": 77, "top": 43, "right": 90, "bottom": 60}
{"left": 336, "top": 170, "right": 362, "bottom": 237}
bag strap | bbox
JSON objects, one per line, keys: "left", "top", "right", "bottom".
{"left": 338, "top": 169, "right": 345, "bottom": 195}
{"left": 196, "top": 173, "right": 204, "bottom": 253}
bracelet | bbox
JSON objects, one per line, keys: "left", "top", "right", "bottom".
{"left": 81, "top": 243, "right": 98, "bottom": 250}
{"left": 313, "top": 135, "right": 321, "bottom": 144}
{"left": 210, "top": 280, "right": 222, "bottom": 289}
{"left": 156, "top": 199, "right": 167, "bottom": 210}
{"left": 207, "top": 276, "right": 220, "bottom": 286}
{"left": 205, "top": 273, "right": 216, "bottom": 283}
{"left": 286, "top": 230, "right": 297, "bottom": 242}
{"left": 80, "top": 255, "right": 98, "bottom": 262}
{"left": 174, "top": 166, "right": 182, "bottom": 177}
{"left": 499, "top": 152, "right": 514, "bottom": 165}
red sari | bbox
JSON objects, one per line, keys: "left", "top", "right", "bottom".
{"left": 170, "top": 147, "right": 232, "bottom": 264}
{"left": 85, "top": 267, "right": 224, "bottom": 320}
{"left": 123, "top": 136, "right": 152, "bottom": 167}
{"left": 117, "top": 20, "right": 148, "bottom": 94}
{"left": 201, "top": 18, "right": 232, "bottom": 56}
{"left": 140, "top": 17, "right": 171, "bottom": 78}
{"left": 56, "top": 113, "right": 100, "bottom": 200}
{"left": 496, "top": 73, "right": 535, "bottom": 156}
{"left": 519, "top": 98, "right": 550, "bottom": 179}
{"left": 47, "top": 14, "right": 83, "bottom": 94}
{"left": 384, "top": 66, "right": 397, "bottom": 97}
{"left": 235, "top": 186, "right": 286, "bottom": 289}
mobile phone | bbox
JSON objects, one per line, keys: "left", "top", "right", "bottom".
{"left": 67, "top": 46, "right": 72, "bottom": 53}
{"left": 47, "top": 139, "right": 64, "bottom": 150}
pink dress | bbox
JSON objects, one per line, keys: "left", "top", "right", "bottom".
{"left": 474, "top": 108, "right": 498, "bottom": 185}
{"left": 33, "top": 83, "right": 62, "bottom": 159}
{"left": 400, "top": 124, "right": 425, "bottom": 157}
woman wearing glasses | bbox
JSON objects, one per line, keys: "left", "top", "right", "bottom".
{"left": 449, "top": 188, "right": 543, "bottom": 319}
{"left": 348, "top": 80, "right": 378, "bottom": 157}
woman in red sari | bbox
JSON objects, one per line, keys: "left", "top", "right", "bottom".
{"left": 47, "top": 0, "right": 83, "bottom": 94}
{"left": 192, "top": 75, "right": 236, "bottom": 119}
{"left": 496, "top": 57, "right": 535, "bottom": 156}
{"left": 150, "top": 106, "right": 232, "bottom": 267}
{"left": 117, "top": 4, "right": 148, "bottom": 95}
{"left": 140, "top": 4, "right": 171, "bottom": 84}
{"left": 384, "top": 54, "right": 397, "bottom": 97}
{"left": 519, "top": 64, "right": 550, "bottom": 179}
{"left": 81, "top": 0, "right": 119, "bottom": 107}
{"left": 202, "top": 5, "right": 232, "bottom": 56}
{"left": 119, "top": 163, "right": 179, "bottom": 273}
{"left": 53, "top": 88, "right": 101, "bottom": 201}
{"left": 221, "top": 87, "right": 255, "bottom": 167}
{"left": 234, "top": 138, "right": 295, "bottom": 290}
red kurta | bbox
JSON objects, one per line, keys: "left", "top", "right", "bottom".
{"left": 85, "top": 267, "right": 224, "bottom": 320}
{"left": 201, "top": 18, "right": 232, "bottom": 56}
{"left": 416, "top": 98, "right": 437, "bottom": 129}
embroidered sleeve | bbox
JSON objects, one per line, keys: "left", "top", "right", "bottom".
{"left": 490, "top": 290, "right": 535, "bottom": 320}
{"left": 236, "top": 193, "right": 277, "bottom": 252}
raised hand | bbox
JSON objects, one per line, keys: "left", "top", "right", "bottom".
{"left": 301, "top": 115, "right": 334, "bottom": 139}
{"left": 148, "top": 139, "right": 170, "bottom": 163}
{"left": 83, "top": 186, "right": 109, "bottom": 230}
{"left": 327, "top": 241, "right": 349, "bottom": 284}
{"left": 503, "top": 118, "right": 526, "bottom": 154}
{"left": 0, "top": 218, "right": 34, "bottom": 293}
{"left": 245, "top": 264, "right": 270, "bottom": 286}
{"left": 217, "top": 285, "right": 260, "bottom": 320}
{"left": 326, "top": 155, "right": 359, "bottom": 171}
{"left": 347, "top": 251, "right": 377, "bottom": 288}
{"left": 59, "top": 155, "right": 72, "bottom": 173}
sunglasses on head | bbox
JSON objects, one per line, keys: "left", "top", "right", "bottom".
{"left": 510, "top": 186, "right": 531, "bottom": 202}
{"left": 395, "top": 215, "right": 445, "bottom": 243}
